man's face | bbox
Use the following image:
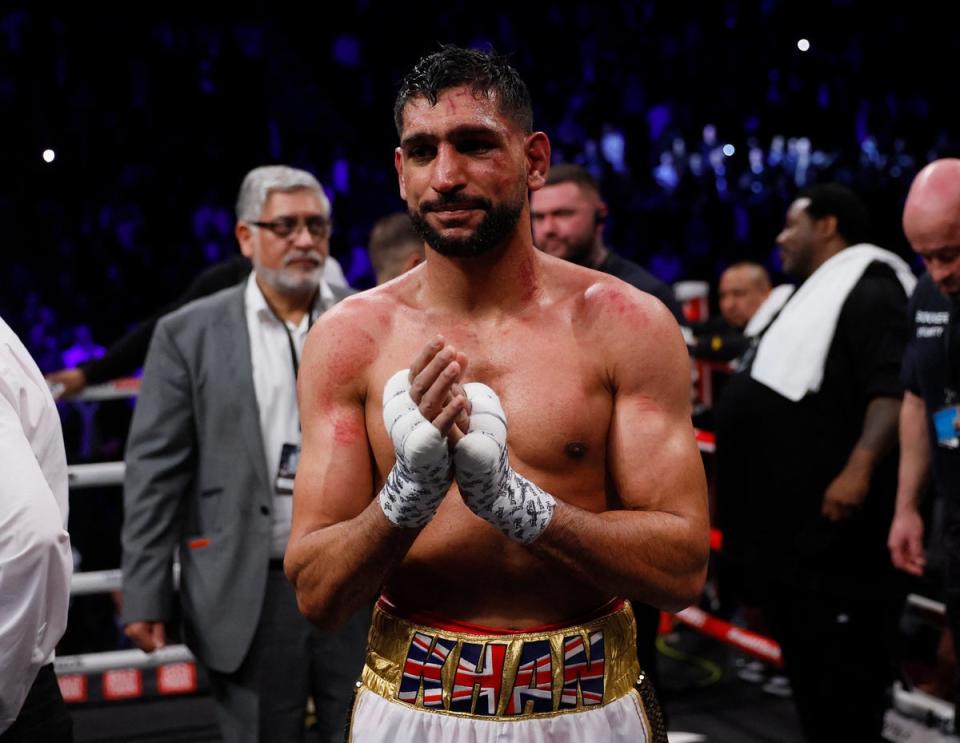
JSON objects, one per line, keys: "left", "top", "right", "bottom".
{"left": 903, "top": 161, "right": 960, "bottom": 298}
{"left": 718, "top": 267, "right": 769, "bottom": 329}
{"left": 530, "top": 182, "right": 601, "bottom": 265}
{"left": 776, "top": 198, "right": 817, "bottom": 278}
{"left": 394, "top": 86, "right": 533, "bottom": 257}
{"left": 916, "top": 244, "right": 960, "bottom": 298}
{"left": 238, "top": 189, "right": 330, "bottom": 295}
{"left": 906, "top": 213, "right": 960, "bottom": 298}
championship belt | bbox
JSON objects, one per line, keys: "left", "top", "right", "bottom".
{"left": 361, "top": 598, "right": 653, "bottom": 723}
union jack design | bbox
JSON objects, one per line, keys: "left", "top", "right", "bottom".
{"left": 450, "top": 641, "right": 508, "bottom": 715}
{"left": 505, "top": 639, "right": 553, "bottom": 715}
{"left": 398, "top": 632, "right": 456, "bottom": 707}
{"left": 559, "top": 630, "right": 605, "bottom": 708}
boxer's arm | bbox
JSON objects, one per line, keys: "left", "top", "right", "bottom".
{"left": 285, "top": 309, "right": 414, "bottom": 630}
{"left": 528, "top": 289, "right": 710, "bottom": 612}
{"left": 286, "top": 315, "right": 467, "bottom": 630}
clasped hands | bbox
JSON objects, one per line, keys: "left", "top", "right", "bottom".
{"left": 378, "top": 337, "right": 554, "bottom": 544}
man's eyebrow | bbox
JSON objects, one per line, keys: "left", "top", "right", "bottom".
{"left": 919, "top": 244, "right": 960, "bottom": 256}
{"left": 399, "top": 132, "right": 435, "bottom": 149}
{"left": 401, "top": 124, "right": 501, "bottom": 149}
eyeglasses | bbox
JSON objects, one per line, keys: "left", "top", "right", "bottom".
{"left": 249, "top": 215, "right": 331, "bottom": 239}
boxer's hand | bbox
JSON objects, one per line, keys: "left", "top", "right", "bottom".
{"left": 453, "top": 383, "right": 555, "bottom": 544}
{"left": 378, "top": 340, "right": 468, "bottom": 529}
{"left": 407, "top": 338, "right": 471, "bottom": 446}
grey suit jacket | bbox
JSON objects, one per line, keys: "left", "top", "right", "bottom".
{"left": 121, "top": 280, "right": 352, "bottom": 673}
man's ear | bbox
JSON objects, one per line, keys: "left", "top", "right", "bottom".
{"left": 525, "top": 131, "right": 551, "bottom": 191}
{"left": 235, "top": 222, "right": 255, "bottom": 258}
{"left": 395, "top": 147, "right": 407, "bottom": 201}
{"left": 815, "top": 214, "right": 839, "bottom": 241}
{"left": 595, "top": 202, "right": 609, "bottom": 227}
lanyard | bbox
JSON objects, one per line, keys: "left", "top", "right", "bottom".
{"left": 262, "top": 289, "right": 319, "bottom": 385}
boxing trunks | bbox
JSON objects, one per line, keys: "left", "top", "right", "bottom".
{"left": 345, "top": 597, "right": 666, "bottom": 742}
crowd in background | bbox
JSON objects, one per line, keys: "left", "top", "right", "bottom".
{"left": 3, "top": 3, "right": 958, "bottom": 378}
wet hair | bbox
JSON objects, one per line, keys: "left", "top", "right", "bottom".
{"left": 393, "top": 45, "right": 533, "bottom": 136}
{"left": 544, "top": 163, "right": 601, "bottom": 196}
{"left": 797, "top": 183, "right": 872, "bottom": 247}
{"left": 235, "top": 165, "right": 328, "bottom": 222}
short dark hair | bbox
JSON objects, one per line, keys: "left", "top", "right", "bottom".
{"left": 367, "top": 212, "right": 423, "bottom": 276}
{"left": 393, "top": 45, "right": 533, "bottom": 136}
{"left": 544, "top": 163, "right": 601, "bottom": 196}
{"left": 797, "top": 183, "right": 872, "bottom": 247}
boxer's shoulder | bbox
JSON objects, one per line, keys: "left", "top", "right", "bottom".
{"left": 302, "top": 291, "right": 396, "bottom": 398}
{"left": 314, "top": 287, "right": 399, "bottom": 342}
{"left": 576, "top": 274, "right": 676, "bottom": 336}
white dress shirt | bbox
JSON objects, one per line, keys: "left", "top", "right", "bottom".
{"left": 0, "top": 316, "right": 72, "bottom": 733}
{"left": 244, "top": 273, "right": 335, "bottom": 557}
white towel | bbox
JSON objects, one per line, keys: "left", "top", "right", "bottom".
{"left": 750, "top": 244, "right": 916, "bottom": 401}
{"left": 744, "top": 284, "right": 795, "bottom": 337}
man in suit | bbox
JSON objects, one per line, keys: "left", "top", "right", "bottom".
{"left": 121, "top": 165, "right": 368, "bottom": 743}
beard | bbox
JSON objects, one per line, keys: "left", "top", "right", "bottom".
{"left": 255, "top": 247, "right": 325, "bottom": 296}
{"left": 410, "top": 191, "right": 524, "bottom": 258}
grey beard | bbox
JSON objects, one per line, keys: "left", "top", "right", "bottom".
{"left": 256, "top": 264, "right": 322, "bottom": 295}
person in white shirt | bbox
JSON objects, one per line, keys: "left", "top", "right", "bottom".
{"left": 0, "top": 315, "right": 73, "bottom": 742}
{"left": 121, "top": 165, "right": 367, "bottom": 743}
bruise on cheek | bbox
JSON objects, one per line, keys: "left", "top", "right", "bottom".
{"left": 333, "top": 415, "right": 363, "bottom": 446}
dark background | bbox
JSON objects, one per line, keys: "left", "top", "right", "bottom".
{"left": 3, "top": 0, "right": 958, "bottom": 371}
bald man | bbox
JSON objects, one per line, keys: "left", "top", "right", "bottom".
{"left": 888, "top": 159, "right": 960, "bottom": 717}
{"left": 691, "top": 262, "right": 773, "bottom": 364}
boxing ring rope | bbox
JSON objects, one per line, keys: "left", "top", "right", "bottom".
{"left": 68, "top": 461, "right": 125, "bottom": 489}
{"left": 70, "top": 569, "right": 122, "bottom": 596}
{"left": 56, "top": 645, "right": 195, "bottom": 676}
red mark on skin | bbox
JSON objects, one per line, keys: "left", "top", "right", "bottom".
{"left": 518, "top": 257, "right": 537, "bottom": 302}
{"left": 608, "top": 291, "right": 633, "bottom": 317}
{"left": 333, "top": 416, "right": 363, "bottom": 446}
{"left": 315, "top": 327, "right": 380, "bottom": 412}
{"left": 631, "top": 395, "right": 664, "bottom": 414}
{"left": 585, "top": 284, "right": 648, "bottom": 325}
{"left": 326, "top": 330, "right": 377, "bottom": 387}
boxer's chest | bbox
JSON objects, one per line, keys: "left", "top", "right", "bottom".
{"left": 368, "top": 314, "right": 613, "bottom": 476}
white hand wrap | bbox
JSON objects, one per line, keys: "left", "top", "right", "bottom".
{"left": 454, "top": 383, "right": 555, "bottom": 544}
{"left": 378, "top": 369, "right": 453, "bottom": 529}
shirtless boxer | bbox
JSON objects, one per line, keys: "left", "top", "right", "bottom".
{"left": 285, "top": 46, "right": 709, "bottom": 742}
